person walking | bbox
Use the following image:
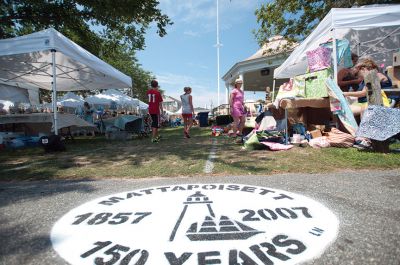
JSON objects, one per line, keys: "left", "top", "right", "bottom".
{"left": 180, "top": 86, "right": 195, "bottom": 138}
{"left": 147, "top": 80, "right": 163, "bottom": 143}
{"left": 230, "top": 77, "right": 246, "bottom": 139}
{"left": 82, "top": 101, "right": 95, "bottom": 136}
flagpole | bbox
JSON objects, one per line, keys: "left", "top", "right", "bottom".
{"left": 216, "top": 0, "right": 221, "bottom": 107}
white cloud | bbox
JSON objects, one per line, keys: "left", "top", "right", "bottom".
{"left": 186, "top": 62, "right": 209, "bottom": 70}
{"left": 183, "top": 30, "right": 200, "bottom": 37}
{"left": 155, "top": 72, "right": 228, "bottom": 108}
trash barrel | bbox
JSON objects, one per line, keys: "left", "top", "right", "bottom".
{"left": 198, "top": 112, "right": 209, "bottom": 127}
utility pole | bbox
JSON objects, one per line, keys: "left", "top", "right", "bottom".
{"left": 215, "top": 0, "right": 222, "bottom": 107}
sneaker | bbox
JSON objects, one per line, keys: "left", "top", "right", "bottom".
{"left": 155, "top": 135, "right": 162, "bottom": 141}
{"left": 234, "top": 136, "right": 244, "bottom": 144}
{"left": 359, "top": 139, "right": 371, "bottom": 148}
{"left": 184, "top": 131, "right": 191, "bottom": 138}
{"left": 151, "top": 138, "right": 159, "bottom": 143}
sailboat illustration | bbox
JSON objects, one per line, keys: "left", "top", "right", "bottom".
{"left": 169, "top": 191, "right": 263, "bottom": 242}
{"left": 186, "top": 215, "right": 263, "bottom": 241}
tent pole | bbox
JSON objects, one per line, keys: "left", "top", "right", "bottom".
{"left": 332, "top": 29, "right": 338, "bottom": 84}
{"left": 51, "top": 49, "right": 58, "bottom": 135}
{"left": 272, "top": 78, "right": 276, "bottom": 102}
{"left": 285, "top": 108, "right": 288, "bottom": 145}
{"left": 225, "top": 81, "right": 229, "bottom": 110}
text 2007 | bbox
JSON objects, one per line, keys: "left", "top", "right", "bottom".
{"left": 239, "top": 207, "right": 312, "bottom": 221}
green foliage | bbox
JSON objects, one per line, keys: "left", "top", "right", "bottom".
{"left": 254, "top": 0, "right": 397, "bottom": 46}
{"left": 0, "top": 0, "right": 172, "bottom": 52}
{"left": 0, "top": 0, "right": 173, "bottom": 101}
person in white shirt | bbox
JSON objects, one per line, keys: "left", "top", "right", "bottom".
{"left": 180, "top": 87, "right": 195, "bottom": 138}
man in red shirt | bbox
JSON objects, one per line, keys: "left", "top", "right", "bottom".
{"left": 146, "top": 80, "right": 163, "bottom": 142}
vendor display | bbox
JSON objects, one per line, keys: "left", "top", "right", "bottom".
{"left": 306, "top": 46, "right": 332, "bottom": 73}
{"left": 356, "top": 105, "right": 400, "bottom": 142}
{"left": 293, "top": 68, "right": 332, "bottom": 99}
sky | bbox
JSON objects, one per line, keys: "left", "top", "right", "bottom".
{"left": 136, "top": 0, "right": 266, "bottom": 109}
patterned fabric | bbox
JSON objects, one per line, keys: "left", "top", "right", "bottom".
{"left": 363, "top": 69, "right": 383, "bottom": 106}
{"left": 292, "top": 75, "right": 306, "bottom": 97}
{"left": 325, "top": 78, "right": 358, "bottom": 136}
{"left": 276, "top": 78, "right": 301, "bottom": 99}
{"left": 356, "top": 105, "right": 400, "bottom": 141}
{"left": 260, "top": 142, "right": 294, "bottom": 151}
{"left": 294, "top": 69, "right": 331, "bottom": 99}
{"left": 306, "top": 46, "right": 332, "bottom": 72}
{"left": 309, "top": 136, "right": 330, "bottom": 148}
{"left": 322, "top": 39, "right": 352, "bottom": 68}
{"left": 304, "top": 69, "right": 332, "bottom": 98}
{"left": 326, "top": 128, "right": 355, "bottom": 148}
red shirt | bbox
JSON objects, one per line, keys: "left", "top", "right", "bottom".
{"left": 147, "top": 89, "right": 163, "bottom": 114}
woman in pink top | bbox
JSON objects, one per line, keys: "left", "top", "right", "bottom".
{"left": 230, "top": 78, "right": 246, "bottom": 137}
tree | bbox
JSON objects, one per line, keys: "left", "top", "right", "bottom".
{"left": 254, "top": 0, "right": 397, "bottom": 46}
{"left": 0, "top": 0, "right": 172, "bottom": 53}
{"left": 0, "top": 0, "right": 171, "bottom": 102}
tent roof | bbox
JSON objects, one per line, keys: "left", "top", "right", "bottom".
{"left": 174, "top": 107, "right": 182, "bottom": 114}
{"left": 222, "top": 36, "right": 295, "bottom": 92}
{"left": 274, "top": 5, "right": 400, "bottom": 79}
{"left": 244, "top": 36, "right": 297, "bottom": 61}
{"left": 0, "top": 28, "right": 132, "bottom": 91}
{"left": 58, "top": 92, "right": 84, "bottom": 108}
{"left": 137, "top": 100, "right": 148, "bottom": 110}
{"left": 86, "top": 89, "right": 139, "bottom": 107}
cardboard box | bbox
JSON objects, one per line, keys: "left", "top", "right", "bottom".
{"left": 310, "top": 129, "right": 322, "bottom": 139}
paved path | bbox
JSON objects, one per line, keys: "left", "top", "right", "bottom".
{"left": 0, "top": 170, "right": 399, "bottom": 265}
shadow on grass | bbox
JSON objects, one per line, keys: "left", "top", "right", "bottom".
{"left": 0, "top": 127, "right": 214, "bottom": 180}
{"left": 1, "top": 127, "right": 399, "bottom": 180}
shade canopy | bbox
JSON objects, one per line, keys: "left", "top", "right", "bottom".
{"left": 86, "top": 89, "right": 139, "bottom": 108}
{"left": 58, "top": 92, "right": 84, "bottom": 108}
{"left": 0, "top": 28, "right": 132, "bottom": 91}
{"left": 274, "top": 5, "right": 400, "bottom": 79}
{"left": 137, "top": 100, "right": 149, "bottom": 110}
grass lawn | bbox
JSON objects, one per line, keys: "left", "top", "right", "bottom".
{"left": 0, "top": 126, "right": 399, "bottom": 181}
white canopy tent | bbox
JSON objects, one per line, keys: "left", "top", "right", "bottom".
{"left": 174, "top": 107, "right": 183, "bottom": 115}
{"left": 57, "top": 92, "right": 84, "bottom": 108}
{"left": 274, "top": 5, "right": 400, "bottom": 80}
{"left": 0, "top": 83, "right": 31, "bottom": 108}
{"left": 0, "top": 80, "right": 40, "bottom": 107}
{"left": 137, "top": 100, "right": 148, "bottom": 110}
{"left": 0, "top": 28, "right": 132, "bottom": 134}
{"left": 86, "top": 89, "right": 139, "bottom": 109}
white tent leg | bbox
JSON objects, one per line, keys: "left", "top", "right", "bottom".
{"left": 285, "top": 108, "right": 288, "bottom": 145}
{"left": 272, "top": 78, "right": 276, "bottom": 102}
{"left": 225, "top": 81, "right": 229, "bottom": 106}
{"left": 51, "top": 49, "right": 58, "bottom": 135}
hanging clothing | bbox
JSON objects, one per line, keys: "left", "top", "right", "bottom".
{"left": 322, "top": 38, "right": 352, "bottom": 68}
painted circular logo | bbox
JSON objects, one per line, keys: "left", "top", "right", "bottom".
{"left": 51, "top": 184, "right": 339, "bottom": 264}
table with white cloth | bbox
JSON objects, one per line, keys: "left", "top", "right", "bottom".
{"left": 0, "top": 113, "right": 97, "bottom": 136}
